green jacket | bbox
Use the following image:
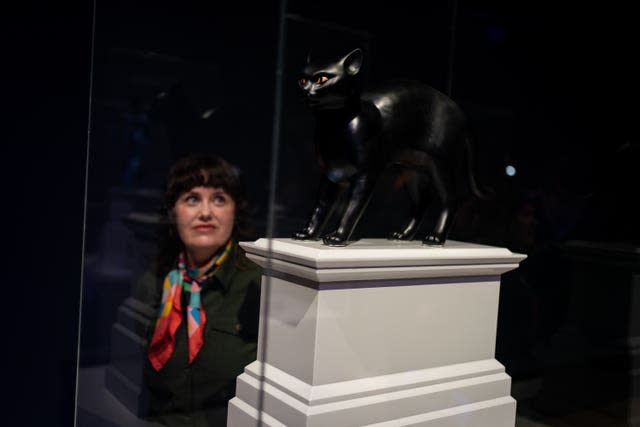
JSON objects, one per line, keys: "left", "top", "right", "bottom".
{"left": 142, "top": 243, "right": 262, "bottom": 427}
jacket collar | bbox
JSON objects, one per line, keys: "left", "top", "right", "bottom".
{"left": 208, "top": 241, "right": 236, "bottom": 292}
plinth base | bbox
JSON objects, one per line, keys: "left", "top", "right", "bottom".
{"left": 229, "top": 359, "right": 515, "bottom": 426}
{"left": 228, "top": 239, "right": 525, "bottom": 426}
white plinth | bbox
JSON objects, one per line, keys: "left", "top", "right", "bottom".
{"left": 228, "top": 239, "right": 525, "bottom": 426}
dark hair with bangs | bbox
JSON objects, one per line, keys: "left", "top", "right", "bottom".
{"left": 156, "top": 153, "right": 253, "bottom": 275}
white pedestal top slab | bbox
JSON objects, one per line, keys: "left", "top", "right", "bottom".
{"left": 241, "top": 238, "right": 525, "bottom": 269}
{"left": 241, "top": 239, "right": 526, "bottom": 284}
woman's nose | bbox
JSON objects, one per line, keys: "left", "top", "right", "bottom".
{"left": 200, "top": 201, "right": 213, "bottom": 218}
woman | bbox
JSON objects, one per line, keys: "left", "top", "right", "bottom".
{"left": 143, "top": 154, "right": 262, "bottom": 426}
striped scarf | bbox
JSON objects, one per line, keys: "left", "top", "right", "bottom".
{"left": 148, "top": 239, "right": 233, "bottom": 371}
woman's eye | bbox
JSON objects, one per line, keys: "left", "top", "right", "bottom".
{"left": 315, "top": 75, "right": 329, "bottom": 84}
{"left": 184, "top": 194, "right": 199, "bottom": 204}
{"left": 213, "top": 195, "right": 227, "bottom": 205}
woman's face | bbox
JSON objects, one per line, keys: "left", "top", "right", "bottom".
{"left": 173, "top": 186, "right": 235, "bottom": 266}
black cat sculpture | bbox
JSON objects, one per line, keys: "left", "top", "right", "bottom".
{"left": 292, "top": 48, "right": 487, "bottom": 246}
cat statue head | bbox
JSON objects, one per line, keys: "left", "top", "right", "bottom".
{"left": 298, "top": 48, "right": 364, "bottom": 110}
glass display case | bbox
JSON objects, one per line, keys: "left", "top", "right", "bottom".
{"left": 73, "top": 1, "right": 639, "bottom": 426}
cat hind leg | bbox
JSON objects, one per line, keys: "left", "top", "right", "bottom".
{"left": 388, "top": 169, "right": 430, "bottom": 241}
{"left": 421, "top": 162, "right": 456, "bottom": 246}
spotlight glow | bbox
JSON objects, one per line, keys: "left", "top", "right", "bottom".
{"left": 505, "top": 165, "right": 516, "bottom": 176}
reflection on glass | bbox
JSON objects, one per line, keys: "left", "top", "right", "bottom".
{"left": 76, "top": 4, "right": 277, "bottom": 426}
{"left": 77, "top": 155, "right": 262, "bottom": 427}
{"left": 142, "top": 154, "right": 262, "bottom": 425}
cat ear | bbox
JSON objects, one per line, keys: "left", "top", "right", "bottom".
{"left": 341, "top": 48, "right": 363, "bottom": 76}
{"left": 305, "top": 49, "right": 313, "bottom": 65}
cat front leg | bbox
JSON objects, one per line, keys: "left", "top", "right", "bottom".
{"left": 293, "top": 177, "right": 340, "bottom": 240}
{"left": 322, "top": 172, "right": 376, "bottom": 246}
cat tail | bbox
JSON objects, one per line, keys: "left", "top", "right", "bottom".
{"left": 465, "top": 133, "right": 495, "bottom": 200}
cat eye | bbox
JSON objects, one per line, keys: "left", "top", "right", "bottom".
{"left": 298, "top": 77, "right": 309, "bottom": 86}
{"left": 315, "top": 75, "right": 329, "bottom": 84}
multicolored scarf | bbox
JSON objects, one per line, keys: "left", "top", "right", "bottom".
{"left": 148, "top": 239, "right": 233, "bottom": 371}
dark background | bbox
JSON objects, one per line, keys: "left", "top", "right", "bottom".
{"left": 3, "top": 2, "right": 93, "bottom": 425}
{"left": 4, "top": 0, "right": 638, "bottom": 425}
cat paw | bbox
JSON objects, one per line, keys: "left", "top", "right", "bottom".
{"left": 322, "top": 231, "right": 351, "bottom": 247}
{"left": 292, "top": 230, "right": 318, "bottom": 240}
{"left": 388, "top": 230, "right": 414, "bottom": 241}
{"left": 422, "top": 234, "right": 445, "bottom": 246}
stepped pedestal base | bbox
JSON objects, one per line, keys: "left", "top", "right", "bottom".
{"left": 228, "top": 238, "right": 525, "bottom": 426}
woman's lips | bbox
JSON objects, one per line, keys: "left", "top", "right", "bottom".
{"left": 193, "top": 225, "right": 215, "bottom": 232}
